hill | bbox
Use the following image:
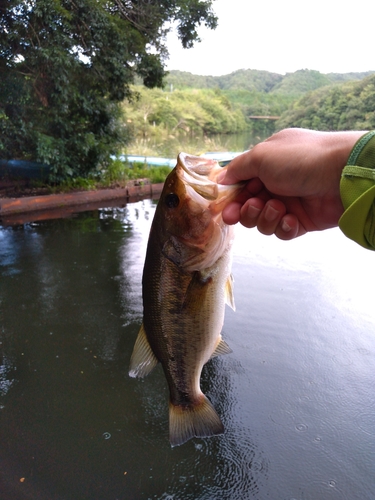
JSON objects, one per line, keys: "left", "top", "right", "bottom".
{"left": 276, "top": 73, "right": 375, "bottom": 130}
{"left": 164, "top": 69, "right": 283, "bottom": 92}
{"left": 164, "top": 68, "right": 375, "bottom": 95}
{"left": 271, "top": 69, "right": 332, "bottom": 95}
{"left": 126, "top": 68, "right": 375, "bottom": 149}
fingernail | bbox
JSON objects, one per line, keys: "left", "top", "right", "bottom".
{"left": 246, "top": 205, "right": 261, "bottom": 218}
{"left": 281, "top": 220, "right": 291, "bottom": 232}
{"left": 264, "top": 205, "right": 279, "bottom": 222}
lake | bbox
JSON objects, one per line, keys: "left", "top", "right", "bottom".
{"left": 0, "top": 200, "right": 374, "bottom": 499}
{"left": 125, "top": 131, "right": 272, "bottom": 158}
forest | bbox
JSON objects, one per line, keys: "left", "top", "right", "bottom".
{"left": 124, "top": 69, "right": 375, "bottom": 155}
{"left": 276, "top": 74, "right": 375, "bottom": 130}
{"left": 0, "top": 0, "right": 218, "bottom": 179}
{"left": 1, "top": 0, "right": 374, "bottom": 180}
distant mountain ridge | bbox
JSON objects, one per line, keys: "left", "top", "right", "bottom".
{"left": 165, "top": 68, "right": 375, "bottom": 95}
{"left": 129, "top": 68, "right": 375, "bottom": 141}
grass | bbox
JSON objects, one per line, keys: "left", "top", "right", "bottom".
{"left": 14, "top": 161, "right": 173, "bottom": 197}
{"left": 100, "top": 160, "right": 172, "bottom": 185}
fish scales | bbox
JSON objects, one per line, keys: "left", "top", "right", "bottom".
{"left": 129, "top": 153, "right": 244, "bottom": 446}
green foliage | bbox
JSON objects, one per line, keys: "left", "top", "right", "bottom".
{"left": 162, "top": 71, "right": 218, "bottom": 90}
{"left": 157, "top": 68, "right": 375, "bottom": 140}
{"left": 276, "top": 74, "right": 375, "bottom": 131}
{"left": 0, "top": 0, "right": 217, "bottom": 179}
{"left": 31, "top": 160, "right": 172, "bottom": 194}
{"left": 271, "top": 69, "right": 332, "bottom": 95}
{"left": 187, "top": 67, "right": 372, "bottom": 98}
{"left": 164, "top": 69, "right": 283, "bottom": 92}
{"left": 137, "top": 165, "right": 172, "bottom": 184}
{"left": 222, "top": 89, "right": 294, "bottom": 134}
{"left": 164, "top": 68, "right": 368, "bottom": 95}
{"left": 216, "top": 69, "right": 283, "bottom": 93}
{"left": 2, "top": 0, "right": 374, "bottom": 187}
{"left": 325, "top": 72, "right": 375, "bottom": 83}
{"left": 54, "top": 176, "right": 98, "bottom": 193}
{"left": 102, "top": 159, "right": 172, "bottom": 184}
{"left": 122, "top": 86, "right": 248, "bottom": 152}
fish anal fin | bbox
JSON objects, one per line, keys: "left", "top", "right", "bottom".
{"left": 169, "top": 394, "right": 224, "bottom": 447}
{"left": 225, "top": 274, "right": 235, "bottom": 311}
{"left": 129, "top": 323, "right": 158, "bottom": 378}
{"left": 210, "top": 337, "right": 232, "bottom": 359}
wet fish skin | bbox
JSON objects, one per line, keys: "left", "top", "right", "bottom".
{"left": 129, "top": 153, "right": 243, "bottom": 446}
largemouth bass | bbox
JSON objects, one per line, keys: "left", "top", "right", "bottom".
{"left": 129, "top": 153, "right": 244, "bottom": 447}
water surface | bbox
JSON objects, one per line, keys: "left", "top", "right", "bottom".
{"left": 0, "top": 200, "right": 374, "bottom": 499}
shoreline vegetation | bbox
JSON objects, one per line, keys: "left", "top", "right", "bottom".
{"left": 0, "top": 162, "right": 173, "bottom": 199}
{"left": 3, "top": 0, "right": 375, "bottom": 184}
{"left": 2, "top": 68, "right": 375, "bottom": 201}
{"left": 125, "top": 69, "right": 375, "bottom": 159}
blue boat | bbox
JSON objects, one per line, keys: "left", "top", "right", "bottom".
{"left": 115, "top": 151, "right": 244, "bottom": 169}
{"left": 114, "top": 155, "right": 176, "bottom": 168}
{"left": 200, "top": 151, "right": 244, "bottom": 166}
{"left": 0, "top": 159, "right": 52, "bottom": 180}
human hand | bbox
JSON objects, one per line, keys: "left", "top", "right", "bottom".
{"left": 219, "top": 128, "right": 366, "bottom": 239}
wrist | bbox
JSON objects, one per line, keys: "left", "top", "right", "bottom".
{"left": 326, "top": 131, "right": 368, "bottom": 174}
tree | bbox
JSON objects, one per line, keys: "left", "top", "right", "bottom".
{"left": 0, "top": 0, "right": 217, "bottom": 178}
{"left": 276, "top": 74, "right": 375, "bottom": 132}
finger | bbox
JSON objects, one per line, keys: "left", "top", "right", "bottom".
{"left": 222, "top": 179, "right": 267, "bottom": 225}
{"left": 255, "top": 199, "right": 287, "bottom": 236}
{"left": 218, "top": 150, "right": 259, "bottom": 185}
{"left": 274, "top": 214, "right": 303, "bottom": 240}
{"left": 222, "top": 202, "right": 243, "bottom": 225}
{"left": 244, "top": 177, "right": 264, "bottom": 195}
{"left": 238, "top": 198, "right": 266, "bottom": 228}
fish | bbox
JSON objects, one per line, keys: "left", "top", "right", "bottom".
{"left": 129, "top": 152, "right": 244, "bottom": 447}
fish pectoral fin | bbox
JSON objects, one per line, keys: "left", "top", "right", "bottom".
{"left": 210, "top": 337, "right": 232, "bottom": 359}
{"left": 169, "top": 394, "right": 224, "bottom": 447}
{"left": 225, "top": 273, "right": 235, "bottom": 311}
{"left": 129, "top": 323, "right": 159, "bottom": 378}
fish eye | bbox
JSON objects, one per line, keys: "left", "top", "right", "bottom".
{"left": 165, "top": 193, "right": 179, "bottom": 208}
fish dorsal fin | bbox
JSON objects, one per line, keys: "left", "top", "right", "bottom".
{"left": 129, "top": 323, "right": 159, "bottom": 378}
{"left": 225, "top": 274, "right": 235, "bottom": 311}
{"left": 210, "top": 337, "right": 232, "bottom": 359}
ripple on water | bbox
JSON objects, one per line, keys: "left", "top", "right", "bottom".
{"left": 354, "top": 404, "right": 375, "bottom": 437}
{"left": 159, "top": 428, "right": 269, "bottom": 500}
{"left": 301, "top": 477, "right": 349, "bottom": 499}
{"left": 269, "top": 400, "right": 350, "bottom": 448}
{"left": 295, "top": 422, "right": 308, "bottom": 433}
{"left": 147, "top": 382, "right": 269, "bottom": 500}
{"left": 269, "top": 407, "right": 296, "bottom": 428}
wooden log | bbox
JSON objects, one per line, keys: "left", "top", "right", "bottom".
{"left": 0, "top": 183, "right": 165, "bottom": 226}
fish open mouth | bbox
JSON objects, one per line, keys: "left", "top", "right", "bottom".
{"left": 178, "top": 152, "right": 220, "bottom": 201}
{"left": 178, "top": 152, "right": 244, "bottom": 211}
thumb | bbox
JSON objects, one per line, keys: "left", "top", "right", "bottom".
{"left": 218, "top": 150, "right": 257, "bottom": 185}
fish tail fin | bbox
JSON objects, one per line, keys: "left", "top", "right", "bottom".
{"left": 169, "top": 395, "right": 224, "bottom": 447}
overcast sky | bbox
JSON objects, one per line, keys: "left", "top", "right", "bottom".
{"left": 165, "top": 0, "right": 374, "bottom": 76}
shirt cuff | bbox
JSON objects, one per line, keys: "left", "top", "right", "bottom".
{"left": 339, "top": 131, "right": 375, "bottom": 249}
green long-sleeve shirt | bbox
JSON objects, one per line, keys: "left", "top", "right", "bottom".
{"left": 339, "top": 130, "right": 375, "bottom": 249}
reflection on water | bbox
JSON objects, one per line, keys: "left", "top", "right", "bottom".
{"left": 127, "top": 131, "right": 269, "bottom": 159}
{"left": 0, "top": 200, "right": 374, "bottom": 499}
